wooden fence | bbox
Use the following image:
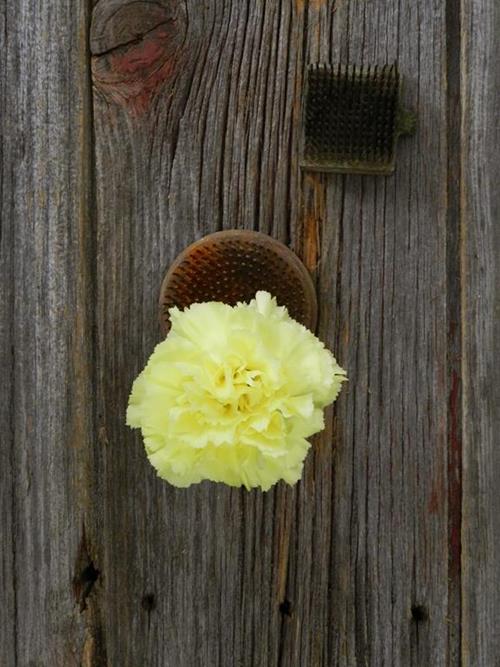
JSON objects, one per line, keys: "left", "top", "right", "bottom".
{"left": 1, "top": 0, "right": 498, "bottom": 664}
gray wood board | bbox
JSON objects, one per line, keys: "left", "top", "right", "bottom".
{"left": 1, "top": 0, "right": 95, "bottom": 665}
{"left": 461, "top": 0, "right": 500, "bottom": 664}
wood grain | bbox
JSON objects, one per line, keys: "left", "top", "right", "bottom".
{"left": 461, "top": 0, "right": 500, "bottom": 664}
{"left": 1, "top": 0, "right": 498, "bottom": 664}
{"left": 1, "top": 1, "right": 95, "bottom": 664}
{"left": 90, "top": 0, "right": 452, "bottom": 664}
{"left": 91, "top": 3, "right": 309, "bottom": 664}
{"left": 294, "top": 2, "right": 451, "bottom": 665}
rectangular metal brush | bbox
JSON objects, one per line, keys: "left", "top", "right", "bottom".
{"left": 301, "top": 63, "right": 415, "bottom": 175}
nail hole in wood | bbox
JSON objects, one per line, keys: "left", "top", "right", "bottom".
{"left": 411, "top": 604, "right": 429, "bottom": 622}
{"left": 73, "top": 562, "right": 100, "bottom": 612}
{"left": 73, "top": 529, "right": 100, "bottom": 612}
{"left": 279, "top": 599, "right": 293, "bottom": 617}
{"left": 141, "top": 593, "right": 156, "bottom": 612}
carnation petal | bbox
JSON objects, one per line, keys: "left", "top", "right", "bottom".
{"left": 127, "top": 291, "right": 346, "bottom": 490}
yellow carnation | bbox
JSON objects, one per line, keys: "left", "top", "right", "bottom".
{"left": 127, "top": 291, "right": 346, "bottom": 490}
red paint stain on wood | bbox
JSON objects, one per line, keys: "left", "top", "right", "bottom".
{"left": 427, "top": 479, "right": 444, "bottom": 517}
{"left": 301, "top": 173, "right": 325, "bottom": 272}
{"left": 428, "top": 465, "right": 445, "bottom": 516}
{"left": 303, "top": 213, "right": 320, "bottom": 271}
{"left": 296, "top": 0, "right": 327, "bottom": 11}
{"left": 109, "top": 30, "right": 170, "bottom": 76}
{"left": 448, "top": 369, "right": 462, "bottom": 576}
{"left": 427, "top": 486, "right": 440, "bottom": 515}
{"left": 311, "top": 0, "right": 328, "bottom": 8}
{"left": 342, "top": 322, "right": 349, "bottom": 346}
{"left": 91, "top": 19, "right": 184, "bottom": 114}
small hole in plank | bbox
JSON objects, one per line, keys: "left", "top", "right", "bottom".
{"left": 142, "top": 593, "right": 156, "bottom": 612}
{"left": 80, "top": 562, "right": 99, "bottom": 585}
{"left": 279, "top": 599, "right": 292, "bottom": 617}
{"left": 411, "top": 605, "right": 428, "bottom": 622}
{"left": 73, "top": 562, "right": 100, "bottom": 612}
{"left": 73, "top": 529, "right": 101, "bottom": 612}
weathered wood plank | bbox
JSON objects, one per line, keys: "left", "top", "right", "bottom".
{"left": 461, "top": 0, "right": 500, "bottom": 663}
{"left": 288, "top": 1, "right": 452, "bottom": 665}
{"left": 1, "top": 1, "right": 95, "bottom": 664}
{"left": 0, "top": 4, "right": 16, "bottom": 663}
{"left": 90, "top": 0, "right": 456, "bottom": 665}
{"left": 91, "top": 2, "right": 309, "bottom": 664}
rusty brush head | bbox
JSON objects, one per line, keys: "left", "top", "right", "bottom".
{"left": 159, "top": 230, "right": 317, "bottom": 335}
{"left": 301, "top": 63, "right": 415, "bottom": 175}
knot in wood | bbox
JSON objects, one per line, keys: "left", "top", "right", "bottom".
{"left": 90, "top": 0, "right": 185, "bottom": 112}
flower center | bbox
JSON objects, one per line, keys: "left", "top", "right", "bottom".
{"left": 238, "top": 393, "right": 251, "bottom": 412}
{"left": 211, "top": 361, "right": 264, "bottom": 416}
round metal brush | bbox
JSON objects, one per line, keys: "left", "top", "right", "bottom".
{"left": 159, "top": 230, "right": 317, "bottom": 335}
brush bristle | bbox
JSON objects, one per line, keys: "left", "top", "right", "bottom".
{"left": 159, "top": 232, "right": 317, "bottom": 334}
{"left": 302, "top": 63, "right": 400, "bottom": 174}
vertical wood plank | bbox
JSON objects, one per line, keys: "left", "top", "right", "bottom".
{"left": 288, "top": 0, "right": 452, "bottom": 665}
{"left": 1, "top": 1, "right": 95, "bottom": 664}
{"left": 0, "top": 2, "right": 16, "bottom": 662}
{"left": 461, "top": 0, "right": 500, "bottom": 663}
{"left": 91, "top": 1, "right": 308, "bottom": 663}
